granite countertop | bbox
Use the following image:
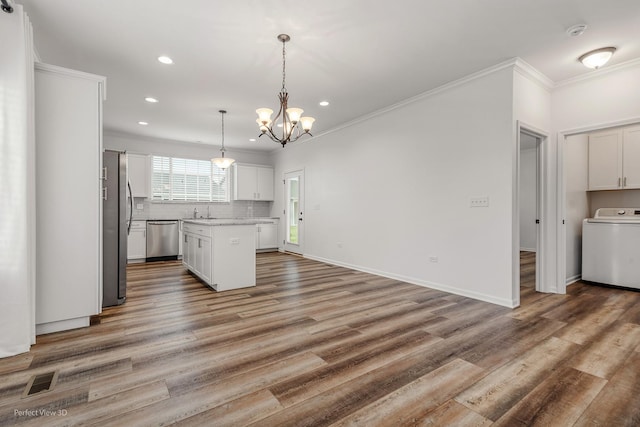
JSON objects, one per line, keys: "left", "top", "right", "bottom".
{"left": 183, "top": 218, "right": 274, "bottom": 226}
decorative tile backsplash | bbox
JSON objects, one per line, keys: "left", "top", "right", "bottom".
{"left": 132, "top": 199, "right": 273, "bottom": 220}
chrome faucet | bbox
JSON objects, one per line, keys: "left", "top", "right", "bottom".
{"left": 193, "top": 207, "right": 198, "bottom": 218}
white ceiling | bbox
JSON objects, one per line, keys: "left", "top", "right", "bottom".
{"left": 18, "top": 0, "right": 640, "bottom": 152}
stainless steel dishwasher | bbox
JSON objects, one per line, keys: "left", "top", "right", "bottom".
{"left": 146, "top": 220, "right": 179, "bottom": 261}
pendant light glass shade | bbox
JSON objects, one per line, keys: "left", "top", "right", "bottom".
{"left": 211, "top": 110, "right": 235, "bottom": 169}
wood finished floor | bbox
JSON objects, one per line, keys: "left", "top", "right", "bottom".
{"left": 2, "top": 252, "right": 640, "bottom": 426}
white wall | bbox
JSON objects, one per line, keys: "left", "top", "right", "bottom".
{"left": 272, "top": 65, "right": 517, "bottom": 307}
{"left": 519, "top": 144, "right": 537, "bottom": 251}
{"left": 1, "top": 5, "right": 36, "bottom": 358}
{"left": 564, "top": 134, "right": 589, "bottom": 283}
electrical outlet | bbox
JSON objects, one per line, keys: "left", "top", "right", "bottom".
{"left": 136, "top": 203, "right": 144, "bottom": 210}
{"left": 470, "top": 196, "right": 489, "bottom": 207}
{"left": 429, "top": 256, "right": 438, "bottom": 263}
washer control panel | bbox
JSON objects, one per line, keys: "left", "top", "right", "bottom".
{"left": 594, "top": 208, "right": 640, "bottom": 218}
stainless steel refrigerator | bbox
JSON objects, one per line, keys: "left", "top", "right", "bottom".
{"left": 102, "top": 150, "right": 131, "bottom": 307}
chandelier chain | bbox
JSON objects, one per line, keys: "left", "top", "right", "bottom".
{"left": 281, "top": 38, "right": 287, "bottom": 92}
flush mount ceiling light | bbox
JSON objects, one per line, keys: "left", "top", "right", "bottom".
{"left": 211, "top": 110, "right": 235, "bottom": 169}
{"left": 144, "top": 97, "right": 159, "bottom": 103}
{"left": 157, "top": 56, "right": 173, "bottom": 64}
{"left": 138, "top": 121, "right": 148, "bottom": 126}
{"left": 579, "top": 47, "right": 616, "bottom": 69}
{"left": 256, "top": 34, "right": 315, "bottom": 147}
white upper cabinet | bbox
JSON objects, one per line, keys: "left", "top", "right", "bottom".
{"left": 233, "top": 164, "right": 274, "bottom": 201}
{"left": 623, "top": 125, "right": 640, "bottom": 189}
{"left": 588, "top": 125, "right": 640, "bottom": 191}
{"left": 127, "top": 153, "right": 150, "bottom": 198}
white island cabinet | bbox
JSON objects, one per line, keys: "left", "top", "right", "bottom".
{"left": 182, "top": 220, "right": 258, "bottom": 291}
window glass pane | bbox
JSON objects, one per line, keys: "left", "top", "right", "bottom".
{"left": 150, "top": 155, "right": 229, "bottom": 202}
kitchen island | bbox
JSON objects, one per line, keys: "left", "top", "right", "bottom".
{"left": 182, "top": 219, "right": 269, "bottom": 291}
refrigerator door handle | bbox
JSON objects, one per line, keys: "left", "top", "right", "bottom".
{"left": 127, "top": 181, "right": 133, "bottom": 235}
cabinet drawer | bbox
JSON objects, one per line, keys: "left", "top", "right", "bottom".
{"left": 183, "top": 223, "right": 212, "bottom": 237}
{"left": 129, "top": 220, "right": 147, "bottom": 230}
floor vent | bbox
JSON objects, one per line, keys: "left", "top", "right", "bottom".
{"left": 23, "top": 371, "right": 58, "bottom": 397}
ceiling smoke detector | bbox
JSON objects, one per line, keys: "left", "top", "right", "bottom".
{"left": 566, "top": 24, "right": 587, "bottom": 37}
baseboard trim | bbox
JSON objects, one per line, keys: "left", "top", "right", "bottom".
{"left": 304, "top": 254, "right": 516, "bottom": 308}
{"left": 566, "top": 275, "right": 581, "bottom": 286}
{"left": 36, "top": 317, "right": 90, "bottom": 335}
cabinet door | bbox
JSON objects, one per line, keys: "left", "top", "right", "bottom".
{"left": 182, "top": 232, "right": 190, "bottom": 268}
{"left": 588, "top": 130, "right": 622, "bottom": 191}
{"left": 256, "top": 167, "right": 274, "bottom": 200}
{"left": 234, "top": 164, "right": 258, "bottom": 200}
{"left": 623, "top": 126, "right": 640, "bottom": 189}
{"left": 258, "top": 223, "right": 278, "bottom": 249}
{"left": 128, "top": 154, "right": 150, "bottom": 198}
{"left": 127, "top": 228, "right": 146, "bottom": 260}
{"left": 187, "top": 233, "right": 197, "bottom": 271}
{"left": 200, "top": 236, "right": 212, "bottom": 284}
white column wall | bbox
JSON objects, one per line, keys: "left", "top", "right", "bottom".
{"left": 0, "top": 5, "right": 35, "bottom": 358}
{"left": 272, "top": 67, "right": 516, "bottom": 307}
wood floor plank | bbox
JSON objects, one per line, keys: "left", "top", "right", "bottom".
{"left": 327, "top": 358, "right": 485, "bottom": 427}
{"left": 571, "top": 322, "right": 640, "bottom": 379}
{"left": 418, "top": 400, "right": 493, "bottom": 426}
{"left": 454, "top": 336, "right": 579, "bottom": 421}
{"left": 574, "top": 350, "right": 640, "bottom": 426}
{"left": 492, "top": 367, "right": 606, "bottom": 427}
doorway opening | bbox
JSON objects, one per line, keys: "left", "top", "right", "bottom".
{"left": 515, "top": 122, "right": 548, "bottom": 306}
{"left": 519, "top": 131, "right": 540, "bottom": 291}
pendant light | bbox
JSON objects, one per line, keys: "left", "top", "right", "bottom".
{"left": 256, "top": 34, "right": 315, "bottom": 147}
{"left": 212, "top": 110, "right": 235, "bottom": 169}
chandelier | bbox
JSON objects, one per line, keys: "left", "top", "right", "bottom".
{"left": 256, "top": 34, "right": 315, "bottom": 147}
{"left": 211, "top": 110, "right": 235, "bottom": 169}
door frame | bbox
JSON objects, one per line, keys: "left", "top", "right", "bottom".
{"left": 514, "top": 121, "right": 548, "bottom": 305}
{"left": 555, "top": 116, "right": 640, "bottom": 293}
{"left": 283, "top": 169, "right": 305, "bottom": 255}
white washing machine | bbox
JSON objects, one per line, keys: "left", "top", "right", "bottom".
{"left": 582, "top": 208, "right": 640, "bottom": 289}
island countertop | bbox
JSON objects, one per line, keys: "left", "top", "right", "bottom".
{"left": 182, "top": 218, "right": 274, "bottom": 226}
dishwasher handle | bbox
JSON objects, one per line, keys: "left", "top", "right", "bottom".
{"left": 147, "top": 221, "right": 178, "bottom": 225}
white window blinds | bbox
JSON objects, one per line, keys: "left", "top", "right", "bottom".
{"left": 151, "top": 156, "right": 229, "bottom": 202}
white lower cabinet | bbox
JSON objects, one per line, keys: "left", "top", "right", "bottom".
{"left": 256, "top": 220, "right": 279, "bottom": 251}
{"left": 127, "top": 220, "right": 147, "bottom": 262}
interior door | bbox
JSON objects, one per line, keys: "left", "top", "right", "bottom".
{"left": 284, "top": 170, "right": 304, "bottom": 254}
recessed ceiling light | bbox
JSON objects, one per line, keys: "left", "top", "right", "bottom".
{"left": 277, "top": 123, "right": 283, "bottom": 128}
{"left": 157, "top": 56, "right": 173, "bottom": 64}
{"left": 319, "top": 101, "right": 330, "bottom": 106}
{"left": 145, "top": 97, "right": 159, "bottom": 103}
{"left": 249, "top": 138, "right": 256, "bottom": 142}
{"left": 138, "top": 121, "right": 148, "bottom": 126}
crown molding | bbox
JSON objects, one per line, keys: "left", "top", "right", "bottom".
{"left": 554, "top": 56, "right": 640, "bottom": 88}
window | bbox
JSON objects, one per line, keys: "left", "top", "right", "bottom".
{"left": 151, "top": 156, "right": 229, "bottom": 202}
